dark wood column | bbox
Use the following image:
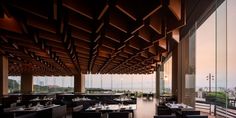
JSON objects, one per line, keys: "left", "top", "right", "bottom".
{"left": 74, "top": 73, "right": 85, "bottom": 93}
{"left": 21, "top": 73, "right": 33, "bottom": 94}
{"left": 155, "top": 64, "right": 160, "bottom": 99}
{"left": 172, "top": 46, "right": 178, "bottom": 97}
{"left": 0, "top": 55, "right": 8, "bottom": 95}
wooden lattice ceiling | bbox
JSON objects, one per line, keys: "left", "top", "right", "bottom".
{"left": 0, "top": 0, "right": 185, "bottom": 76}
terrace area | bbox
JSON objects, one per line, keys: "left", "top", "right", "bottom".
{"left": 1, "top": 0, "right": 236, "bottom": 118}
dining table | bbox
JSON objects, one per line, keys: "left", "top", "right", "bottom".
{"left": 166, "top": 103, "right": 193, "bottom": 110}
{"left": 86, "top": 104, "right": 136, "bottom": 111}
{"left": 4, "top": 104, "right": 60, "bottom": 113}
{"left": 113, "top": 98, "right": 133, "bottom": 102}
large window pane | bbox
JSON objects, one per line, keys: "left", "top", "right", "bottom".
{"left": 8, "top": 76, "right": 21, "bottom": 93}
{"left": 85, "top": 74, "right": 156, "bottom": 93}
{"left": 102, "top": 74, "right": 112, "bottom": 89}
{"left": 33, "top": 76, "right": 74, "bottom": 93}
{"left": 163, "top": 57, "right": 172, "bottom": 95}
{"left": 195, "top": 1, "right": 233, "bottom": 117}
{"left": 196, "top": 10, "right": 216, "bottom": 114}
{"left": 227, "top": 0, "right": 236, "bottom": 111}
{"left": 216, "top": 0, "right": 227, "bottom": 113}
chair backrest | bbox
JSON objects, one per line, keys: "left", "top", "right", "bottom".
{"left": 36, "top": 105, "right": 67, "bottom": 118}
{"left": 73, "top": 105, "right": 83, "bottom": 112}
{"left": 72, "top": 105, "right": 84, "bottom": 118}
{"left": 0, "top": 104, "right": 3, "bottom": 115}
{"left": 52, "top": 105, "right": 67, "bottom": 118}
{"left": 154, "top": 115, "right": 176, "bottom": 118}
{"left": 10, "top": 102, "right": 17, "bottom": 108}
{"left": 182, "top": 110, "right": 200, "bottom": 116}
{"left": 76, "top": 112, "right": 102, "bottom": 118}
{"left": 185, "top": 115, "right": 208, "bottom": 118}
{"left": 108, "top": 112, "right": 129, "bottom": 118}
{"left": 16, "top": 113, "right": 37, "bottom": 118}
{"left": 157, "top": 106, "right": 172, "bottom": 115}
{"left": 4, "top": 105, "right": 26, "bottom": 112}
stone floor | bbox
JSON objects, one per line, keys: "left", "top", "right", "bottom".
{"left": 134, "top": 97, "right": 157, "bottom": 118}
{"left": 67, "top": 97, "right": 217, "bottom": 118}
{"left": 66, "top": 97, "right": 157, "bottom": 118}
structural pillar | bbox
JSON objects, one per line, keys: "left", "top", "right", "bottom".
{"left": 177, "top": 36, "right": 196, "bottom": 107}
{"left": 172, "top": 46, "right": 178, "bottom": 98}
{"left": 155, "top": 64, "right": 160, "bottom": 99}
{"left": 74, "top": 73, "right": 85, "bottom": 93}
{"left": 177, "top": 38, "right": 185, "bottom": 103}
{"left": 21, "top": 73, "right": 33, "bottom": 94}
{"left": 0, "top": 55, "right": 8, "bottom": 95}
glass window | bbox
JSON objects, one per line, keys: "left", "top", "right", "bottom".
{"left": 163, "top": 57, "right": 172, "bottom": 95}
{"left": 102, "top": 74, "right": 112, "bottom": 90}
{"left": 227, "top": 0, "right": 236, "bottom": 109}
{"left": 33, "top": 76, "right": 74, "bottom": 93}
{"left": 85, "top": 73, "right": 156, "bottom": 93}
{"left": 8, "top": 76, "right": 21, "bottom": 93}
{"left": 195, "top": 0, "right": 236, "bottom": 116}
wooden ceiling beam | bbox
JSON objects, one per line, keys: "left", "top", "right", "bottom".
{"left": 88, "top": 17, "right": 106, "bottom": 72}
{"left": 0, "top": 17, "right": 23, "bottom": 33}
{"left": 149, "top": 11, "right": 162, "bottom": 34}
{"left": 115, "top": 4, "right": 137, "bottom": 21}
{"left": 97, "top": 3, "right": 109, "bottom": 20}
{"left": 53, "top": 0, "right": 58, "bottom": 20}
{"left": 62, "top": 0, "right": 93, "bottom": 20}
{"left": 95, "top": 22, "right": 104, "bottom": 33}
{"left": 109, "top": 10, "right": 129, "bottom": 33}
{"left": 101, "top": 38, "right": 116, "bottom": 50}
{"left": 104, "top": 35, "right": 120, "bottom": 43}
{"left": 138, "top": 27, "right": 152, "bottom": 42}
{"left": 127, "top": 63, "right": 154, "bottom": 74}
{"left": 11, "top": 1, "right": 49, "bottom": 19}
{"left": 140, "top": 51, "right": 149, "bottom": 58}
{"left": 168, "top": 0, "right": 182, "bottom": 21}
{"left": 119, "top": 52, "right": 129, "bottom": 59}
{"left": 142, "top": 4, "right": 162, "bottom": 20}
{"left": 148, "top": 45, "right": 157, "bottom": 55}
{"left": 171, "top": 29, "right": 180, "bottom": 43}
{"left": 3, "top": 43, "right": 65, "bottom": 74}
{"left": 128, "top": 38, "right": 141, "bottom": 51}
{"left": 2, "top": 0, "right": 189, "bottom": 75}
{"left": 108, "top": 53, "right": 139, "bottom": 73}
{"left": 68, "top": 14, "right": 93, "bottom": 33}
{"left": 109, "top": 40, "right": 161, "bottom": 73}
{"left": 27, "top": 16, "right": 56, "bottom": 34}
{"left": 39, "top": 31, "right": 62, "bottom": 43}
{"left": 130, "top": 20, "right": 144, "bottom": 34}
{"left": 159, "top": 38, "right": 167, "bottom": 50}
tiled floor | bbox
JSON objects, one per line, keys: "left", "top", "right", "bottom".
{"left": 133, "top": 98, "right": 157, "bottom": 118}
{"left": 67, "top": 98, "right": 218, "bottom": 118}
{"left": 66, "top": 97, "right": 157, "bottom": 118}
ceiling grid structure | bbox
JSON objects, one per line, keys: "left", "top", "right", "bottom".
{"left": 0, "top": 0, "right": 185, "bottom": 75}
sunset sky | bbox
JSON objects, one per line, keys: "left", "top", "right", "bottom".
{"left": 196, "top": 0, "right": 236, "bottom": 89}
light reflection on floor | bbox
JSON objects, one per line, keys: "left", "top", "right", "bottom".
{"left": 134, "top": 97, "right": 157, "bottom": 118}
{"left": 67, "top": 97, "right": 219, "bottom": 118}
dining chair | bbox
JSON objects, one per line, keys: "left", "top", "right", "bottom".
{"left": 73, "top": 105, "right": 83, "bottom": 112}
{"left": 52, "top": 105, "right": 67, "bottom": 118}
{"left": 108, "top": 112, "right": 130, "bottom": 118}
{"left": 157, "top": 106, "right": 172, "bottom": 115}
{"left": 176, "top": 110, "right": 200, "bottom": 118}
{"left": 75, "top": 112, "right": 102, "bottom": 118}
{"left": 154, "top": 115, "right": 177, "bottom": 118}
{"left": 181, "top": 110, "right": 201, "bottom": 117}
{"left": 72, "top": 105, "right": 84, "bottom": 118}
{"left": 16, "top": 112, "right": 37, "bottom": 118}
{"left": 185, "top": 115, "right": 208, "bottom": 118}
